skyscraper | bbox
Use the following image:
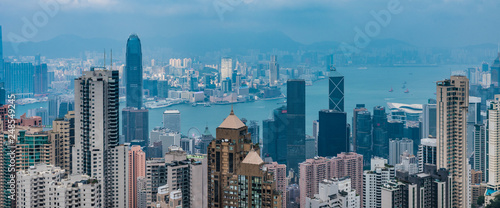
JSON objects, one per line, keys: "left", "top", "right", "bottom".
{"left": 4, "top": 62, "right": 34, "bottom": 94}
{"left": 163, "top": 109, "right": 181, "bottom": 133}
{"left": 73, "top": 69, "right": 129, "bottom": 207}
{"left": 318, "top": 109, "right": 348, "bottom": 157}
{"left": 436, "top": 75, "right": 469, "bottom": 208}
{"left": 49, "top": 111, "right": 75, "bottom": 174}
{"left": 262, "top": 106, "right": 287, "bottom": 164}
{"left": 0, "top": 25, "right": 4, "bottom": 82}
{"left": 372, "top": 106, "right": 388, "bottom": 158}
{"left": 353, "top": 104, "right": 372, "bottom": 166}
{"left": 418, "top": 137, "right": 437, "bottom": 173}
{"left": 287, "top": 79, "right": 306, "bottom": 172}
{"left": 220, "top": 57, "right": 232, "bottom": 82}
{"left": 388, "top": 138, "right": 413, "bottom": 165}
{"left": 122, "top": 107, "right": 149, "bottom": 146}
{"left": 467, "top": 96, "right": 482, "bottom": 157}
{"left": 207, "top": 109, "right": 282, "bottom": 208}
{"left": 328, "top": 65, "right": 344, "bottom": 112}
{"left": 421, "top": 102, "right": 437, "bottom": 138}
{"left": 126, "top": 34, "right": 143, "bottom": 108}
{"left": 269, "top": 55, "right": 279, "bottom": 86}
{"left": 488, "top": 95, "right": 500, "bottom": 190}
{"left": 473, "top": 124, "right": 487, "bottom": 181}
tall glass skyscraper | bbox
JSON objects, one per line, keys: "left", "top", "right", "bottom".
{"left": 125, "top": 34, "right": 143, "bottom": 108}
{"left": 318, "top": 109, "right": 347, "bottom": 157}
{"left": 286, "top": 79, "right": 305, "bottom": 172}
{"left": 327, "top": 54, "right": 344, "bottom": 112}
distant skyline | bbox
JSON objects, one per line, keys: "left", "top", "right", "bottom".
{"left": 1, "top": 0, "right": 500, "bottom": 48}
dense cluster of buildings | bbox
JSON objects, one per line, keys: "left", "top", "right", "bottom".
{"left": 3, "top": 25, "right": 500, "bottom": 208}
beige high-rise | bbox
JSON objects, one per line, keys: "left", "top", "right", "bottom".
{"left": 488, "top": 94, "right": 500, "bottom": 190}
{"left": 436, "top": 75, "right": 469, "bottom": 208}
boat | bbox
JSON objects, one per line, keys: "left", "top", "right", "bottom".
{"left": 204, "top": 103, "right": 211, "bottom": 107}
{"left": 404, "top": 89, "right": 409, "bottom": 93}
{"left": 389, "top": 87, "right": 393, "bottom": 92}
{"left": 192, "top": 103, "right": 197, "bottom": 107}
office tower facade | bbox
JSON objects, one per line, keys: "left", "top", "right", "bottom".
{"left": 48, "top": 95, "right": 59, "bottom": 125}
{"left": 363, "top": 157, "right": 395, "bottom": 208}
{"left": 262, "top": 106, "right": 287, "bottom": 163}
{"left": 33, "top": 63, "right": 48, "bottom": 94}
{"left": 0, "top": 26, "right": 3, "bottom": 81}
{"left": 318, "top": 109, "right": 347, "bottom": 157}
{"left": 4, "top": 62, "right": 34, "bottom": 94}
{"left": 58, "top": 99, "right": 74, "bottom": 119}
{"left": 353, "top": 105, "right": 372, "bottom": 165}
{"left": 27, "top": 107, "right": 48, "bottom": 126}
{"left": 126, "top": 34, "right": 143, "bottom": 108}
{"left": 245, "top": 120, "right": 260, "bottom": 144}
{"left": 49, "top": 111, "right": 75, "bottom": 174}
{"left": 372, "top": 106, "right": 388, "bottom": 158}
{"left": 436, "top": 75, "right": 469, "bottom": 208}
{"left": 73, "top": 69, "right": 129, "bottom": 207}
{"left": 264, "top": 162, "right": 288, "bottom": 208}
{"left": 220, "top": 57, "right": 232, "bottom": 82}
{"left": 388, "top": 138, "right": 413, "bottom": 165}
{"left": 299, "top": 157, "right": 331, "bottom": 208}
{"left": 129, "top": 145, "right": 146, "bottom": 208}
{"left": 473, "top": 124, "right": 487, "bottom": 181}
{"left": 488, "top": 95, "right": 500, "bottom": 190}
{"left": 418, "top": 137, "right": 437, "bottom": 173}
{"left": 157, "top": 80, "right": 169, "bottom": 98}
{"left": 163, "top": 109, "right": 181, "bottom": 133}
{"left": 207, "top": 109, "right": 282, "bottom": 208}
{"left": 328, "top": 68, "right": 344, "bottom": 112}
{"left": 122, "top": 107, "right": 149, "bottom": 145}
{"left": 287, "top": 79, "right": 306, "bottom": 172}
{"left": 305, "top": 178, "right": 360, "bottom": 208}
{"left": 16, "top": 164, "right": 101, "bottom": 208}
{"left": 421, "top": 102, "right": 436, "bottom": 138}
{"left": 269, "top": 55, "right": 279, "bottom": 86}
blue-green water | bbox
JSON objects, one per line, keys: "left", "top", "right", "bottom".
{"left": 17, "top": 65, "right": 466, "bottom": 137}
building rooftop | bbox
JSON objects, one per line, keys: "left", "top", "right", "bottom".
{"left": 218, "top": 108, "right": 245, "bottom": 129}
{"left": 242, "top": 150, "right": 264, "bottom": 165}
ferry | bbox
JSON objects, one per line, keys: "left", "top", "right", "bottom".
{"left": 389, "top": 88, "right": 393, "bottom": 92}
{"left": 404, "top": 89, "right": 409, "bottom": 93}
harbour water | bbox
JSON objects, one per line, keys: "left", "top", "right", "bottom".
{"left": 17, "top": 65, "right": 467, "bottom": 138}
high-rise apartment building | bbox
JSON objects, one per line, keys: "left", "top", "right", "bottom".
{"left": 473, "top": 124, "right": 487, "bottom": 181}
{"left": 129, "top": 145, "right": 146, "bottom": 208}
{"left": 15, "top": 128, "right": 51, "bottom": 171}
{"left": 49, "top": 111, "right": 75, "bottom": 174}
{"left": 488, "top": 94, "right": 500, "bottom": 190}
{"left": 207, "top": 109, "right": 282, "bottom": 208}
{"left": 264, "top": 162, "right": 288, "bottom": 208}
{"left": 16, "top": 164, "right": 102, "bottom": 207}
{"left": 436, "top": 75, "right": 469, "bottom": 208}
{"left": 330, "top": 152, "right": 364, "bottom": 204}
{"left": 299, "top": 157, "right": 331, "bottom": 208}
{"left": 305, "top": 178, "right": 360, "bottom": 208}
{"left": 125, "top": 34, "right": 143, "bottom": 108}
{"left": 73, "top": 69, "right": 129, "bottom": 207}
{"left": 388, "top": 138, "right": 413, "bottom": 165}
{"left": 418, "top": 137, "right": 437, "bottom": 173}
{"left": 363, "top": 157, "right": 395, "bottom": 208}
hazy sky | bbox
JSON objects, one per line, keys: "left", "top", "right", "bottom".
{"left": 1, "top": 0, "right": 499, "bottom": 47}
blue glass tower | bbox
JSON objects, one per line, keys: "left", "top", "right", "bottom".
{"left": 125, "top": 34, "right": 143, "bottom": 108}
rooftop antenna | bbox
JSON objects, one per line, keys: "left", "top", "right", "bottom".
{"left": 103, "top": 49, "right": 106, "bottom": 69}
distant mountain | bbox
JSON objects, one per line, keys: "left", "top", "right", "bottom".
{"left": 2, "top": 31, "right": 422, "bottom": 58}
